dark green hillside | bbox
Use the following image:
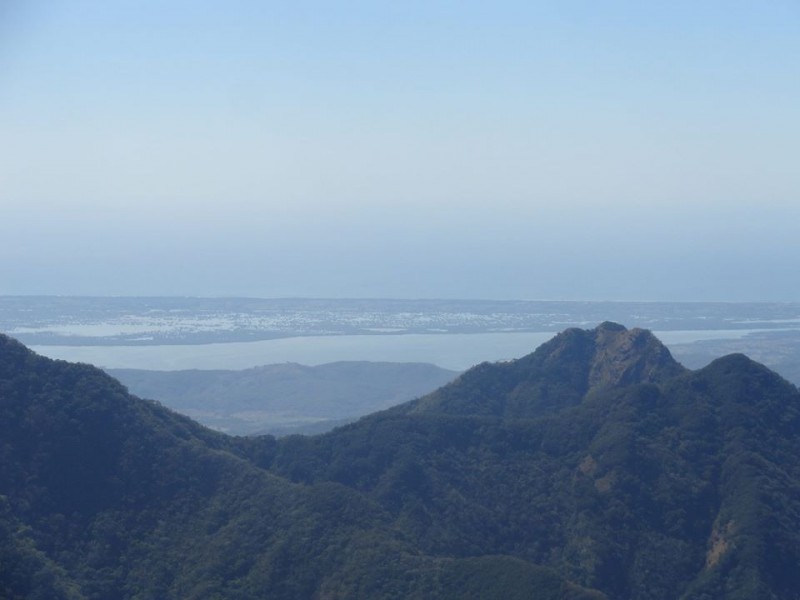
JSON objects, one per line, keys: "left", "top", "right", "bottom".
{"left": 4, "top": 323, "right": 800, "bottom": 599}
{"left": 407, "top": 322, "right": 685, "bottom": 417}
{"left": 266, "top": 324, "right": 800, "bottom": 599}
{"left": 0, "top": 334, "right": 602, "bottom": 599}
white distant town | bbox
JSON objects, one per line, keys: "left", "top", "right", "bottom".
{"left": 2, "top": 297, "right": 800, "bottom": 347}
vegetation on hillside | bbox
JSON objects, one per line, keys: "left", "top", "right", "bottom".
{"left": 2, "top": 324, "right": 799, "bottom": 598}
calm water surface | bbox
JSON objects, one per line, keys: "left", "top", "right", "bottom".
{"left": 31, "top": 329, "right": 763, "bottom": 371}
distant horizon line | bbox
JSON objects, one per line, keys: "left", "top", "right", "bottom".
{"left": 1, "top": 294, "right": 798, "bottom": 305}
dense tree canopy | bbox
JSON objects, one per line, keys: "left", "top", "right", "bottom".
{"left": 1, "top": 324, "right": 799, "bottom": 599}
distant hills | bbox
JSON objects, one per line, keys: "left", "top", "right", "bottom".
{"left": 670, "top": 330, "right": 800, "bottom": 387}
{"left": 107, "top": 362, "right": 459, "bottom": 435}
{"left": 2, "top": 324, "right": 800, "bottom": 598}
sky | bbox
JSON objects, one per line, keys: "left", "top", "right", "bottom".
{"left": 1, "top": 1, "right": 799, "bottom": 301}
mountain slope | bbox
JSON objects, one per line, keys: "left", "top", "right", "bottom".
{"left": 267, "top": 324, "right": 800, "bottom": 599}
{"left": 0, "top": 334, "right": 602, "bottom": 599}
{"left": 406, "top": 321, "right": 686, "bottom": 418}
{"left": 4, "top": 323, "right": 800, "bottom": 599}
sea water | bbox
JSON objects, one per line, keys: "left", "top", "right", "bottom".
{"left": 31, "top": 328, "right": 763, "bottom": 372}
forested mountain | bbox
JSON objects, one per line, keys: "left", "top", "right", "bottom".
{"left": 2, "top": 324, "right": 800, "bottom": 599}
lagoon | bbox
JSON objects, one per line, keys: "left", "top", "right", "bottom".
{"left": 30, "top": 328, "right": 764, "bottom": 372}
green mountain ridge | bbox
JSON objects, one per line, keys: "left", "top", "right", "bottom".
{"left": 406, "top": 321, "right": 687, "bottom": 418}
{"left": 1, "top": 324, "right": 799, "bottom": 598}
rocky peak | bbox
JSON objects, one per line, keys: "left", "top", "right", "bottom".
{"left": 408, "top": 323, "right": 688, "bottom": 419}
{"left": 586, "top": 322, "right": 686, "bottom": 393}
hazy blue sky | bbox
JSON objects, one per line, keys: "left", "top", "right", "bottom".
{"left": 1, "top": 1, "right": 798, "bottom": 300}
